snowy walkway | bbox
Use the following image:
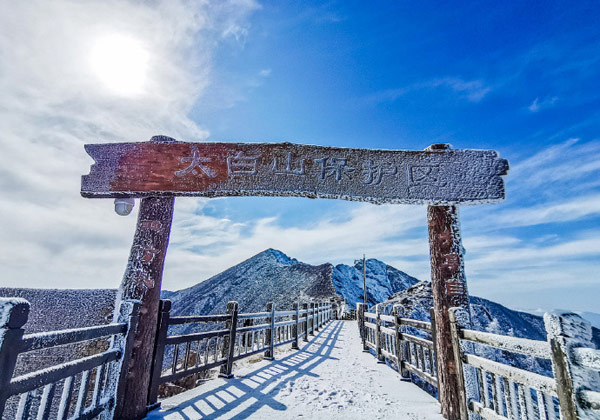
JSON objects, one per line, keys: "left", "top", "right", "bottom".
{"left": 144, "top": 320, "right": 444, "bottom": 420}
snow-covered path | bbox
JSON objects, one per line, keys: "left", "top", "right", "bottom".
{"left": 145, "top": 320, "right": 444, "bottom": 420}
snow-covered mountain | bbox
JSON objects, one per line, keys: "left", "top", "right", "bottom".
{"left": 161, "top": 249, "right": 418, "bottom": 315}
{"left": 163, "top": 249, "right": 599, "bottom": 355}
{"left": 162, "top": 248, "right": 415, "bottom": 317}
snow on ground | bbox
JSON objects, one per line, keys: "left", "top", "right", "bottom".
{"left": 145, "top": 320, "right": 444, "bottom": 420}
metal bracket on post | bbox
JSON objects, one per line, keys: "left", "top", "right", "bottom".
{"left": 220, "top": 301, "right": 239, "bottom": 378}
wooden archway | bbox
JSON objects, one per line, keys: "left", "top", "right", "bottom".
{"left": 81, "top": 135, "right": 508, "bottom": 420}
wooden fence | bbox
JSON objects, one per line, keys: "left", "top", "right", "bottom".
{"left": 0, "top": 297, "right": 139, "bottom": 420}
{"left": 356, "top": 304, "right": 600, "bottom": 420}
{"left": 147, "top": 300, "right": 333, "bottom": 407}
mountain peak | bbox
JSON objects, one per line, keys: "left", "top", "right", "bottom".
{"left": 260, "top": 248, "right": 300, "bottom": 266}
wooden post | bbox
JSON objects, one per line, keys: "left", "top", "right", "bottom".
{"left": 112, "top": 300, "right": 141, "bottom": 419}
{"left": 309, "top": 303, "right": 315, "bottom": 336}
{"left": 0, "top": 298, "right": 30, "bottom": 416}
{"left": 146, "top": 299, "right": 171, "bottom": 408}
{"left": 264, "top": 302, "right": 275, "bottom": 360}
{"left": 544, "top": 311, "right": 600, "bottom": 420}
{"left": 448, "top": 308, "right": 470, "bottom": 420}
{"left": 292, "top": 302, "right": 300, "bottom": 350}
{"left": 429, "top": 308, "right": 441, "bottom": 388}
{"left": 426, "top": 144, "right": 472, "bottom": 420}
{"left": 375, "top": 304, "right": 385, "bottom": 363}
{"left": 315, "top": 303, "right": 320, "bottom": 332}
{"left": 357, "top": 303, "right": 368, "bottom": 352}
{"left": 117, "top": 196, "right": 174, "bottom": 420}
{"left": 393, "top": 305, "right": 410, "bottom": 378}
{"left": 302, "top": 303, "right": 309, "bottom": 342}
{"left": 220, "top": 301, "right": 239, "bottom": 378}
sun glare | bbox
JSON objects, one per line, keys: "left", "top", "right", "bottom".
{"left": 90, "top": 34, "right": 149, "bottom": 97}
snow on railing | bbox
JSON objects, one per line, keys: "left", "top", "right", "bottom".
{"left": 147, "top": 299, "right": 333, "bottom": 407}
{"left": 357, "top": 303, "right": 438, "bottom": 390}
{"left": 451, "top": 308, "right": 600, "bottom": 420}
{"left": 0, "top": 297, "right": 139, "bottom": 420}
{"left": 356, "top": 303, "right": 600, "bottom": 420}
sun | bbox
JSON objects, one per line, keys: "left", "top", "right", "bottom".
{"left": 90, "top": 34, "right": 149, "bottom": 97}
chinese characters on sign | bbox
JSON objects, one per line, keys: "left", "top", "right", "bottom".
{"left": 81, "top": 140, "right": 508, "bottom": 204}
{"left": 174, "top": 148, "right": 405, "bottom": 185}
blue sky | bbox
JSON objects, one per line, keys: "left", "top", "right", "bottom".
{"left": 0, "top": 0, "right": 599, "bottom": 313}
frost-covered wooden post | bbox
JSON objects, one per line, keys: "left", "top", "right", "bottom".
{"left": 308, "top": 303, "right": 315, "bottom": 336}
{"left": 375, "top": 304, "right": 385, "bottom": 363}
{"left": 448, "top": 308, "right": 472, "bottom": 420}
{"left": 357, "top": 303, "right": 368, "bottom": 352}
{"left": 292, "top": 302, "right": 300, "bottom": 350}
{"left": 264, "top": 302, "right": 275, "bottom": 360}
{"left": 0, "top": 298, "right": 30, "bottom": 416}
{"left": 111, "top": 300, "right": 141, "bottom": 420}
{"left": 147, "top": 299, "right": 171, "bottom": 408}
{"left": 544, "top": 311, "right": 600, "bottom": 420}
{"left": 315, "top": 303, "right": 320, "bottom": 332}
{"left": 302, "top": 303, "right": 309, "bottom": 343}
{"left": 427, "top": 144, "right": 473, "bottom": 420}
{"left": 393, "top": 305, "right": 409, "bottom": 378}
{"left": 220, "top": 301, "right": 239, "bottom": 378}
{"left": 119, "top": 196, "right": 174, "bottom": 419}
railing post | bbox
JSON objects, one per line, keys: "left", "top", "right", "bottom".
{"left": 147, "top": 299, "right": 171, "bottom": 409}
{"left": 544, "top": 311, "right": 600, "bottom": 420}
{"left": 292, "top": 302, "right": 300, "bottom": 350}
{"left": 111, "top": 300, "right": 141, "bottom": 420}
{"left": 220, "top": 301, "right": 239, "bottom": 379}
{"left": 375, "top": 304, "right": 385, "bottom": 363}
{"left": 448, "top": 308, "right": 471, "bottom": 420}
{"left": 356, "top": 303, "right": 368, "bottom": 352}
{"left": 264, "top": 302, "right": 275, "bottom": 360}
{"left": 0, "top": 298, "right": 30, "bottom": 417}
{"left": 429, "top": 308, "right": 440, "bottom": 387}
{"left": 315, "top": 303, "right": 320, "bottom": 332}
{"left": 302, "top": 303, "right": 309, "bottom": 342}
{"left": 309, "top": 303, "right": 315, "bottom": 336}
{"left": 393, "top": 305, "right": 409, "bottom": 379}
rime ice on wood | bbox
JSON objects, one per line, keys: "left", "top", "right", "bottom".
{"left": 81, "top": 138, "right": 508, "bottom": 205}
{"left": 544, "top": 311, "right": 600, "bottom": 420}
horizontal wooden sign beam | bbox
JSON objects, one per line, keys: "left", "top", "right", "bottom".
{"left": 81, "top": 137, "right": 508, "bottom": 205}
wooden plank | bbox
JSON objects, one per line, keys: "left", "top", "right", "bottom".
{"left": 469, "top": 400, "right": 508, "bottom": 420}
{"left": 401, "top": 333, "right": 434, "bottom": 349}
{"left": 81, "top": 140, "right": 508, "bottom": 205}
{"left": 21, "top": 323, "right": 127, "bottom": 352}
{"left": 460, "top": 329, "right": 550, "bottom": 359}
{"left": 168, "top": 314, "right": 230, "bottom": 325}
{"left": 405, "top": 362, "right": 439, "bottom": 388}
{"left": 237, "top": 312, "right": 270, "bottom": 320}
{"left": 464, "top": 354, "right": 557, "bottom": 396}
{"left": 399, "top": 318, "right": 432, "bottom": 331}
{"left": 165, "top": 328, "right": 229, "bottom": 345}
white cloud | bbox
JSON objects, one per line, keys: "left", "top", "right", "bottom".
{"left": 0, "top": 0, "right": 257, "bottom": 289}
{"left": 528, "top": 96, "right": 558, "bottom": 112}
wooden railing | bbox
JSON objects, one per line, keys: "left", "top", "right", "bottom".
{"left": 357, "top": 303, "right": 438, "bottom": 390}
{"left": 147, "top": 300, "right": 333, "bottom": 406}
{"left": 357, "top": 303, "right": 600, "bottom": 420}
{"left": 0, "top": 298, "right": 139, "bottom": 420}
